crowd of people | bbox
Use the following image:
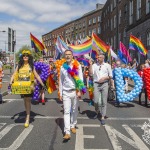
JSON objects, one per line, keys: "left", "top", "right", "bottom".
{"left": 7, "top": 49, "right": 150, "bottom": 141}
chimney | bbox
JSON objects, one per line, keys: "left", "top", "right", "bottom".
{"left": 96, "top": 3, "right": 104, "bottom": 10}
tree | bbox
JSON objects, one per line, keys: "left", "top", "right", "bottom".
{"left": 16, "top": 45, "right": 42, "bottom": 62}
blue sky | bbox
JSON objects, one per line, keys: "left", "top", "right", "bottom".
{"left": 0, "top": 0, "right": 106, "bottom": 51}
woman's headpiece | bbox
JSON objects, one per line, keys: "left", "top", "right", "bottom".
{"left": 22, "top": 50, "right": 31, "bottom": 55}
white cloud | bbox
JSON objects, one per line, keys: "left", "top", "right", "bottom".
{"left": 0, "top": 0, "right": 107, "bottom": 50}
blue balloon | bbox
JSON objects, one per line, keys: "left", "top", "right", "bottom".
{"left": 114, "top": 68, "right": 143, "bottom": 102}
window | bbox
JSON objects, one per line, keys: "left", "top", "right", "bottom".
{"left": 119, "top": 33, "right": 121, "bottom": 41}
{"left": 146, "top": 0, "right": 150, "bottom": 14}
{"left": 98, "top": 16, "right": 101, "bottom": 22}
{"left": 83, "top": 21, "right": 85, "bottom": 27}
{"left": 119, "top": 10, "right": 121, "bottom": 24}
{"left": 98, "top": 26, "right": 101, "bottom": 34}
{"left": 137, "top": 0, "right": 141, "bottom": 20}
{"left": 89, "top": 19, "right": 92, "bottom": 25}
{"left": 114, "top": 0, "right": 116, "bottom": 8}
{"left": 93, "top": 28, "right": 96, "bottom": 34}
{"left": 89, "top": 29, "right": 92, "bottom": 36}
{"left": 114, "top": 15, "right": 116, "bottom": 28}
{"left": 83, "top": 31, "right": 85, "bottom": 38}
{"left": 129, "top": 0, "right": 133, "bottom": 24}
{"left": 111, "top": 3, "right": 113, "bottom": 12}
{"left": 93, "top": 17, "right": 96, "bottom": 23}
{"left": 147, "top": 30, "right": 150, "bottom": 46}
{"left": 114, "top": 36, "right": 116, "bottom": 49}
{"left": 111, "top": 37, "right": 113, "bottom": 46}
{"left": 111, "top": 18, "right": 113, "bottom": 31}
{"left": 108, "top": 19, "right": 109, "bottom": 27}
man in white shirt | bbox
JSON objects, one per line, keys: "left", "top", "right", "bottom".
{"left": 89, "top": 53, "right": 113, "bottom": 125}
{"left": 59, "top": 50, "right": 83, "bottom": 140}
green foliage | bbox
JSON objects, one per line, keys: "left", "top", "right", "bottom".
{"left": 16, "top": 45, "right": 42, "bottom": 62}
{"left": 3, "top": 64, "right": 12, "bottom": 70}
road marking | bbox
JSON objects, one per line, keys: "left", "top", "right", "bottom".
{"left": 2, "top": 99, "right": 90, "bottom": 102}
{"left": 0, "top": 115, "right": 149, "bottom": 120}
{"left": 0, "top": 124, "right": 33, "bottom": 150}
{"left": 105, "top": 124, "right": 149, "bottom": 150}
{"left": 75, "top": 124, "right": 108, "bottom": 150}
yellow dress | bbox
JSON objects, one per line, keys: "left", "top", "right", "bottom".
{"left": 12, "top": 64, "right": 34, "bottom": 94}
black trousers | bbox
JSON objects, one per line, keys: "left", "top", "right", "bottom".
{"left": 139, "top": 88, "right": 148, "bottom": 106}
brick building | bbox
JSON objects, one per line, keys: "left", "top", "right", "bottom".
{"left": 101, "top": 0, "right": 150, "bottom": 63}
{"left": 42, "top": 4, "right": 103, "bottom": 59}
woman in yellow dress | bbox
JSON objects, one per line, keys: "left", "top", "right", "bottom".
{"left": 9, "top": 50, "right": 46, "bottom": 128}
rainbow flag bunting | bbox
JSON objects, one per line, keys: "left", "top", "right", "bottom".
{"left": 30, "top": 33, "right": 45, "bottom": 53}
{"left": 69, "top": 39, "right": 92, "bottom": 56}
{"left": 92, "top": 33, "right": 110, "bottom": 53}
{"left": 129, "top": 35, "right": 148, "bottom": 55}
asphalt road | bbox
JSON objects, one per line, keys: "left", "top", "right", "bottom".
{"left": 0, "top": 91, "right": 150, "bottom": 150}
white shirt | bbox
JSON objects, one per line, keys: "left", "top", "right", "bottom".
{"left": 92, "top": 62, "right": 112, "bottom": 82}
{"left": 59, "top": 63, "right": 83, "bottom": 97}
{"left": 0, "top": 61, "right": 3, "bottom": 68}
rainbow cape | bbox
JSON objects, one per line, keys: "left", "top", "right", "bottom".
{"left": 69, "top": 39, "right": 92, "bottom": 56}
{"left": 92, "top": 33, "right": 110, "bottom": 53}
{"left": 30, "top": 33, "right": 45, "bottom": 53}
{"left": 129, "top": 35, "right": 148, "bottom": 55}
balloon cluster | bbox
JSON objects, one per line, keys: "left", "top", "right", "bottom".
{"left": 32, "top": 62, "right": 50, "bottom": 100}
{"left": 143, "top": 68, "right": 150, "bottom": 100}
{"left": 114, "top": 68, "right": 143, "bottom": 102}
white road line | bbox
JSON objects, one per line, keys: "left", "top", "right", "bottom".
{"left": 0, "top": 115, "right": 149, "bottom": 120}
{"left": 2, "top": 99, "right": 89, "bottom": 102}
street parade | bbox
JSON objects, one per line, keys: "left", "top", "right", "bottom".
{"left": 0, "top": 0, "right": 150, "bottom": 150}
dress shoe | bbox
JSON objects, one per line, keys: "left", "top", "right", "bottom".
{"left": 63, "top": 134, "right": 71, "bottom": 140}
{"left": 100, "top": 119, "right": 105, "bottom": 125}
{"left": 71, "top": 128, "right": 76, "bottom": 134}
{"left": 24, "top": 120, "right": 29, "bottom": 128}
{"left": 42, "top": 99, "right": 45, "bottom": 105}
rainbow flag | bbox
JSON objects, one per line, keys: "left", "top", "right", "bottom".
{"left": 129, "top": 35, "right": 148, "bottom": 55}
{"left": 30, "top": 33, "right": 45, "bottom": 53}
{"left": 92, "top": 33, "right": 109, "bottom": 53}
{"left": 69, "top": 39, "right": 92, "bottom": 56}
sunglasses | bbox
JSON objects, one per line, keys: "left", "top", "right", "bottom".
{"left": 99, "top": 65, "right": 102, "bottom": 71}
{"left": 23, "top": 54, "right": 29, "bottom": 57}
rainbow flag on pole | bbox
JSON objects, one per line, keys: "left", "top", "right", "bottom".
{"left": 30, "top": 33, "right": 45, "bottom": 53}
{"left": 129, "top": 35, "right": 148, "bottom": 55}
{"left": 69, "top": 38, "right": 92, "bottom": 56}
{"left": 92, "top": 33, "right": 110, "bottom": 53}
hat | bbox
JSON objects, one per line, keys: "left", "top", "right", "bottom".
{"left": 22, "top": 50, "right": 32, "bottom": 55}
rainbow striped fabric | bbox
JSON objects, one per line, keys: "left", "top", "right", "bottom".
{"left": 30, "top": 33, "right": 45, "bottom": 53}
{"left": 92, "top": 33, "right": 109, "bottom": 53}
{"left": 129, "top": 35, "right": 148, "bottom": 55}
{"left": 69, "top": 39, "right": 92, "bottom": 56}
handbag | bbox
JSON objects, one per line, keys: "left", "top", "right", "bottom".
{"left": 11, "top": 81, "right": 33, "bottom": 94}
{"left": 107, "top": 87, "right": 115, "bottom": 101}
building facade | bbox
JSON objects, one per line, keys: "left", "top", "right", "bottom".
{"left": 42, "top": 4, "right": 103, "bottom": 59}
{"left": 101, "top": 0, "right": 150, "bottom": 63}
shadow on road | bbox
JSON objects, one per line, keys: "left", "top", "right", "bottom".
{"left": 80, "top": 110, "right": 97, "bottom": 119}
{"left": 108, "top": 101, "right": 135, "bottom": 108}
{"left": 55, "top": 118, "right": 64, "bottom": 135}
{"left": 11, "top": 111, "right": 45, "bottom": 124}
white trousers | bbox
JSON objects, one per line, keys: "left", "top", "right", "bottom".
{"left": 63, "top": 90, "right": 79, "bottom": 134}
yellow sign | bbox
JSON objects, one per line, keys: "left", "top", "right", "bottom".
{"left": 11, "top": 81, "right": 32, "bottom": 94}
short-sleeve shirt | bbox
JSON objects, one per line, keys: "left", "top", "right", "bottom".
{"left": 92, "top": 62, "right": 112, "bottom": 82}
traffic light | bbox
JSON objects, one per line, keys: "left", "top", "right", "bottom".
{"left": 8, "top": 28, "right": 16, "bottom": 52}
